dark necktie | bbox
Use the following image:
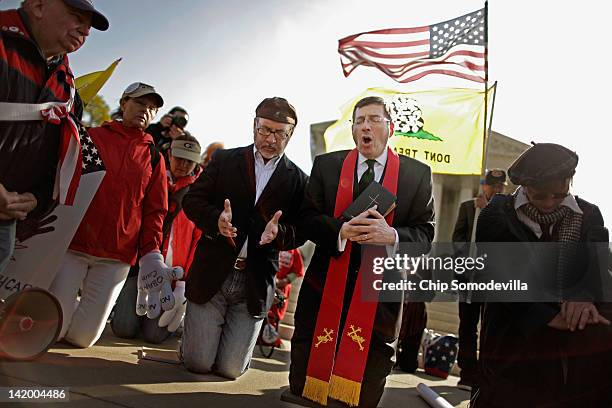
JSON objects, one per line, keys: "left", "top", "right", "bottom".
{"left": 358, "top": 159, "right": 376, "bottom": 195}
{"left": 539, "top": 223, "right": 552, "bottom": 241}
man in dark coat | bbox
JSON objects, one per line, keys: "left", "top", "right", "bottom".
{"left": 473, "top": 143, "right": 611, "bottom": 408}
{"left": 289, "top": 96, "right": 435, "bottom": 408}
{"left": 452, "top": 168, "right": 506, "bottom": 390}
{"left": 181, "top": 97, "right": 308, "bottom": 379}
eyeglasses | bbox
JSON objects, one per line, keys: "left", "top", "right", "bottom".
{"left": 351, "top": 115, "right": 390, "bottom": 126}
{"left": 256, "top": 126, "right": 291, "bottom": 141}
{"left": 133, "top": 99, "right": 159, "bottom": 113}
{"left": 527, "top": 191, "right": 569, "bottom": 201}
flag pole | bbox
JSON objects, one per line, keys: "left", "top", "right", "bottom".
{"left": 469, "top": 1, "right": 490, "bottom": 243}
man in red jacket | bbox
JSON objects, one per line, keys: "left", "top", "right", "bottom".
{"left": 0, "top": 0, "right": 108, "bottom": 275}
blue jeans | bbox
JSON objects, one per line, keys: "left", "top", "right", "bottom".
{"left": 0, "top": 220, "right": 16, "bottom": 275}
{"left": 110, "top": 275, "right": 172, "bottom": 344}
{"left": 181, "top": 268, "right": 264, "bottom": 379}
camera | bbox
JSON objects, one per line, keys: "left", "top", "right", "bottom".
{"left": 172, "top": 115, "right": 188, "bottom": 129}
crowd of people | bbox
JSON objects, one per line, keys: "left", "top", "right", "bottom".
{"left": 1, "top": 1, "right": 610, "bottom": 408}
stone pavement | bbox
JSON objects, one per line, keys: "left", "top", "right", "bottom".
{"left": 0, "top": 325, "right": 470, "bottom": 408}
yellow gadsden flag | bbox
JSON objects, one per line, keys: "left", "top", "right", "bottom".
{"left": 324, "top": 85, "right": 496, "bottom": 175}
{"left": 75, "top": 58, "right": 122, "bottom": 106}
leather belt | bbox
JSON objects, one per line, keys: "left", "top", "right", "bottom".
{"left": 234, "top": 258, "right": 247, "bottom": 270}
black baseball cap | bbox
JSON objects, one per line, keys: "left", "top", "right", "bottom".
{"left": 63, "top": 0, "right": 109, "bottom": 31}
{"left": 255, "top": 97, "right": 297, "bottom": 126}
{"left": 484, "top": 169, "right": 507, "bottom": 185}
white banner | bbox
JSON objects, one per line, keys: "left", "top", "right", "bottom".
{"left": 0, "top": 171, "right": 105, "bottom": 299}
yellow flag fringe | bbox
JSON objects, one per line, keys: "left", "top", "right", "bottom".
{"left": 302, "top": 376, "right": 330, "bottom": 406}
{"left": 329, "top": 374, "right": 361, "bottom": 407}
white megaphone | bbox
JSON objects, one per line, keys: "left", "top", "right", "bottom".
{"left": 0, "top": 288, "right": 62, "bottom": 360}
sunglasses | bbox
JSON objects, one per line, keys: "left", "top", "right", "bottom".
{"left": 528, "top": 191, "right": 569, "bottom": 201}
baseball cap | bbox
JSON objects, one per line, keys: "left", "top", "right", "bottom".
{"left": 484, "top": 169, "right": 507, "bottom": 185}
{"left": 171, "top": 139, "right": 201, "bottom": 163}
{"left": 121, "top": 82, "right": 164, "bottom": 108}
{"left": 255, "top": 97, "right": 297, "bottom": 125}
{"left": 63, "top": 0, "right": 109, "bottom": 31}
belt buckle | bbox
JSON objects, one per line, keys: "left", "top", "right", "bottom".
{"left": 234, "top": 258, "right": 246, "bottom": 270}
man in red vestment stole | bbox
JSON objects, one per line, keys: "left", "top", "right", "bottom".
{"left": 290, "top": 97, "right": 435, "bottom": 407}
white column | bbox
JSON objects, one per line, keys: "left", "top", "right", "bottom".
{"left": 432, "top": 178, "right": 444, "bottom": 242}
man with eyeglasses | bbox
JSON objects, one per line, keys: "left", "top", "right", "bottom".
{"left": 289, "top": 96, "right": 435, "bottom": 407}
{"left": 0, "top": 0, "right": 108, "bottom": 275}
{"left": 180, "top": 97, "right": 308, "bottom": 379}
{"left": 473, "top": 143, "right": 611, "bottom": 407}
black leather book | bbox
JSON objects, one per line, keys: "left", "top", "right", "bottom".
{"left": 342, "top": 181, "right": 397, "bottom": 220}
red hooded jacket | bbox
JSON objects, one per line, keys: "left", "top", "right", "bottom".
{"left": 161, "top": 169, "right": 202, "bottom": 279}
{"left": 70, "top": 121, "right": 168, "bottom": 264}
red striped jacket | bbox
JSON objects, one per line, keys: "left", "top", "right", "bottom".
{"left": 0, "top": 9, "right": 82, "bottom": 213}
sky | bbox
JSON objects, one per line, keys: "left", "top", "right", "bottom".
{"left": 2, "top": 0, "right": 611, "bottom": 225}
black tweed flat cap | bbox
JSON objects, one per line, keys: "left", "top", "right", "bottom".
{"left": 508, "top": 142, "right": 578, "bottom": 186}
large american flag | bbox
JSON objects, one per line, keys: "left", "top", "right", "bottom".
{"left": 338, "top": 8, "right": 486, "bottom": 84}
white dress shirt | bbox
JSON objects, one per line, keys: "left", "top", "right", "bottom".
{"left": 237, "top": 146, "right": 283, "bottom": 258}
{"left": 513, "top": 186, "right": 583, "bottom": 238}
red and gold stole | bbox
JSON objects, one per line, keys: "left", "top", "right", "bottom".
{"left": 302, "top": 147, "right": 399, "bottom": 407}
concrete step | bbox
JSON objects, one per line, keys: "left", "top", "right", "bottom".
{"left": 426, "top": 302, "right": 460, "bottom": 335}
{"left": 279, "top": 322, "right": 295, "bottom": 341}
{"left": 283, "top": 310, "right": 295, "bottom": 327}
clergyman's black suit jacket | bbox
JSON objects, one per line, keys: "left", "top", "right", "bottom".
{"left": 182, "top": 144, "right": 308, "bottom": 318}
{"left": 289, "top": 149, "right": 435, "bottom": 407}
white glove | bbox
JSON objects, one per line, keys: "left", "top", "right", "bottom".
{"left": 136, "top": 251, "right": 183, "bottom": 319}
{"left": 158, "top": 280, "right": 187, "bottom": 332}
{"left": 279, "top": 250, "right": 293, "bottom": 268}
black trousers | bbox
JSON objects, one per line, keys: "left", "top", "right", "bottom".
{"left": 396, "top": 302, "right": 427, "bottom": 373}
{"left": 457, "top": 301, "right": 482, "bottom": 378}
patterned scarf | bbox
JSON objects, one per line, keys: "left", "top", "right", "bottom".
{"left": 520, "top": 203, "right": 583, "bottom": 300}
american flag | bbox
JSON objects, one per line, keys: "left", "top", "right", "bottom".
{"left": 423, "top": 334, "right": 459, "bottom": 379}
{"left": 338, "top": 8, "right": 486, "bottom": 84}
{"left": 79, "top": 126, "right": 105, "bottom": 175}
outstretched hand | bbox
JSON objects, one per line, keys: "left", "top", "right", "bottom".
{"left": 218, "top": 199, "right": 237, "bottom": 238}
{"left": 260, "top": 210, "right": 282, "bottom": 245}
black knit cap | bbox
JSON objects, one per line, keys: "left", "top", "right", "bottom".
{"left": 508, "top": 142, "right": 578, "bottom": 186}
{"left": 255, "top": 97, "right": 297, "bottom": 126}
